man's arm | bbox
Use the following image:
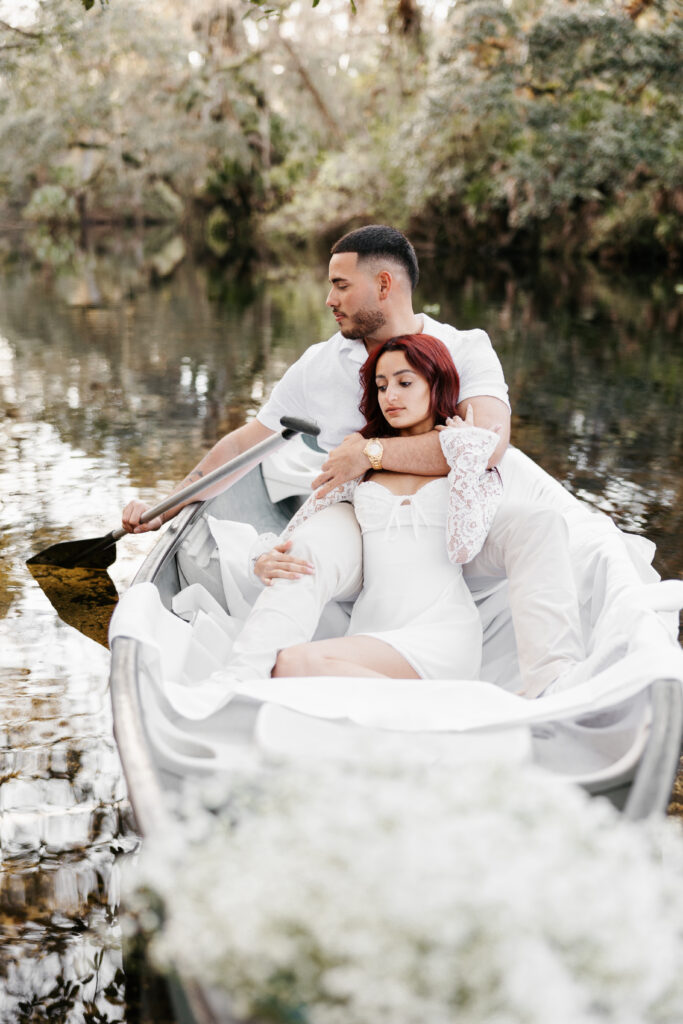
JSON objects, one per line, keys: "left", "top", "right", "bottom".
{"left": 312, "top": 397, "right": 510, "bottom": 498}
{"left": 121, "top": 418, "right": 275, "bottom": 533}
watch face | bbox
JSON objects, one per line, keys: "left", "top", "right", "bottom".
{"left": 367, "top": 441, "right": 382, "bottom": 456}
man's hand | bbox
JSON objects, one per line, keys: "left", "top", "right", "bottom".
{"left": 120, "top": 420, "right": 275, "bottom": 535}
{"left": 254, "top": 540, "right": 315, "bottom": 586}
{"left": 312, "top": 432, "right": 367, "bottom": 498}
{"left": 121, "top": 500, "right": 164, "bottom": 534}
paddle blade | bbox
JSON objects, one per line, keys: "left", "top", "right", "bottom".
{"left": 27, "top": 531, "right": 118, "bottom": 570}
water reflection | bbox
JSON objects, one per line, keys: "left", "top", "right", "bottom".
{"left": 0, "top": 248, "right": 329, "bottom": 1023}
{"left": 0, "top": 633, "right": 135, "bottom": 1021}
{"left": 426, "top": 260, "right": 683, "bottom": 582}
{"left": 0, "top": 238, "right": 682, "bottom": 1021}
{"left": 26, "top": 566, "right": 118, "bottom": 648}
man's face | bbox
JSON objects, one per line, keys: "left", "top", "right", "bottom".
{"left": 326, "top": 252, "right": 386, "bottom": 340}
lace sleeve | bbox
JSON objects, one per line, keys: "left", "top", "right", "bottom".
{"left": 438, "top": 426, "right": 503, "bottom": 564}
{"left": 280, "top": 478, "right": 360, "bottom": 541}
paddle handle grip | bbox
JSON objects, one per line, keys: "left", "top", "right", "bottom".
{"left": 279, "top": 415, "right": 321, "bottom": 440}
{"left": 114, "top": 416, "right": 320, "bottom": 541}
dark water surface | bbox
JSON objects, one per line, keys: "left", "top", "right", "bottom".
{"left": 0, "top": 239, "right": 681, "bottom": 1021}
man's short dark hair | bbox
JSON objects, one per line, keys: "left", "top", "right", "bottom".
{"left": 331, "top": 225, "right": 419, "bottom": 291}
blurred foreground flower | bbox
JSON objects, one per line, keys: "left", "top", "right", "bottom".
{"left": 127, "top": 758, "right": 683, "bottom": 1024}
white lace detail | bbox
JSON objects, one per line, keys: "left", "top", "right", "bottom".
{"left": 439, "top": 425, "right": 503, "bottom": 564}
{"left": 280, "top": 478, "right": 361, "bottom": 540}
{"left": 275, "top": 427, "right": 501, "bottom": 565}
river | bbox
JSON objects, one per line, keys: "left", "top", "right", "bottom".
{"left": 0, "top": 234, "right": 681, "bottom": 1022}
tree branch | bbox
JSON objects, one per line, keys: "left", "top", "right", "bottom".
{"left": 624, "top": 0, "right": 658, "bottom": 20}
{"left": 279, "top": 36, "right": 344, "bottom": 145}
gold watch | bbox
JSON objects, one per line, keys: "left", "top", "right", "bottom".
{"left": 363, "top": 438, "right": 384, "bottom": 470}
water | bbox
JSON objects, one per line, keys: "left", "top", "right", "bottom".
{"left": 0, "top": 237, "right": 681, "bottom": 1021}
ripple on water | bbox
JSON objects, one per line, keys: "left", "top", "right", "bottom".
{"left": 0, "top": 846, "right": 133, "bottom": 1022}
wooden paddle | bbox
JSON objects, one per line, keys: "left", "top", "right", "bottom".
{"left": 27, "top": 416, "right": 321, "bottom": 570}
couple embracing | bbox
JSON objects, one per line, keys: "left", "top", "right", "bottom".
{"left": 123, "top": 225, "right": 588, "bottom": 699}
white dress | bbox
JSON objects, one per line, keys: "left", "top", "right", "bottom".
{"left": 273, "top": 425, "right": 503, "bottom": 680}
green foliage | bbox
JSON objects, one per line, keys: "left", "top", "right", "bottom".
{"left": 586, "top": 184, "right": 683, "bottom": 260}
{"left": 406, "top": 0, "right": 681, "bottom": 244}
{"left": 23, "top": 183, "right": 79, "bottom": 223}
{"left": 270, "top": 0, "right": 682, "bottom": 265}
{"left": 0, "top": 0, "right": 289, "bottom": 233}
{"left": 5, "top": 0, "right": 681, "bottom": 264}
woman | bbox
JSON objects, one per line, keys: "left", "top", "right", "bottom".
{"left": 253, "top": 333, "right": 502, "bottom": 681}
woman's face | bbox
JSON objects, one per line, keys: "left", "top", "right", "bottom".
{"left": 375, "top": 349, "right": 434, "bottom": 435}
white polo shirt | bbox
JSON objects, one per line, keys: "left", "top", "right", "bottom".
{"left": 257, "top": 313, "right": 510, "bottom": 452}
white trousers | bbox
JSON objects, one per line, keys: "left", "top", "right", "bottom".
{"left": 465, "top": 447, "right": 586, "bottom": 695}
{"left": 230, "top": 447, "right": 595, "bottom": 694}
{"left": 228, "top": 502, "right": 363, "bottom": 680}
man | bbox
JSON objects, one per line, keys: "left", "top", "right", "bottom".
{"left": 123, "top": 225, "right": 585, "bottom": 694}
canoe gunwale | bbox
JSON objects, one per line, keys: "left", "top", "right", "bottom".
{"left": 111, "top": 502, "right": 203, "bottom": 836}
{"left": 132, "top": 501, "right": 205, "bottom": 591}
{"left": 111, "top": 502, "right": 226, "bottom": 1024}
{"left": 622, "top": 677, "right": 683, "bottom": 820}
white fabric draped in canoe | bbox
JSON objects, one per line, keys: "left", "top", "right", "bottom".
{"left": 109, "top": 497, "right": 683, "bottom": 788}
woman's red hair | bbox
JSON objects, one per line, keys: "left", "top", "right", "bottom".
{"left": 359, "top": 334, "right": 460, "bottom": 439}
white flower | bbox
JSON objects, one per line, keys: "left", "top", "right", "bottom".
{"left": 128, "top": 758, "right": 683, "bottom": 1024}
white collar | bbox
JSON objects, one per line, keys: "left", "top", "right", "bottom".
{"left": 338, "top": 333, "right": 369, "bottom": 363}
{"left": 336, "top": 313, "right": 432, "bottom": 362}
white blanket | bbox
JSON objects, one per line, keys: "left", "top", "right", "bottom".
{"left": 110, "top": 567, "right": 683, "bottom": 786}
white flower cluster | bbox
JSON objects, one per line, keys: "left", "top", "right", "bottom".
{"left": 130, "top": 758, "right": 683, "bottom": 1024}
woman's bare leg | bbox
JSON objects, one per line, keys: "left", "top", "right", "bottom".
{"left": 272, "top": 635, "right": 420, "bottom": 679}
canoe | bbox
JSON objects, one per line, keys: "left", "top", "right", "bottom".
{"left": 109, "top": 456, "right": 683, "bottom": 1024}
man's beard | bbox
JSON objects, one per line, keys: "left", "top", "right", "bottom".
{"left": 340, "top": 307, "right": 386, "bottom": 339}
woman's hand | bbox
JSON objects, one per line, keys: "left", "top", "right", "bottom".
{"left": 436, "top": 404, "right": 502, "bottom": 433}
{"left": 254, "top": 540, "right": 315, "bottom": 586}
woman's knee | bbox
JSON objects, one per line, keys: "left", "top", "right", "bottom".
{"left": 272, "top": 643, "right": 313, "bottom": 677}
{"left": 288, "top": 504, "right": 362, "bottom": 600}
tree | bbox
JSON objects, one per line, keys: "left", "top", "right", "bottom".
{"left": 0, "top": 0, "right": 284, "bottom": 228}
{"left": 268, "top": 0, "right": 683, "bottom": 265}
{"left": 402, "top": 0, "right": 683, "bottom": 261}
